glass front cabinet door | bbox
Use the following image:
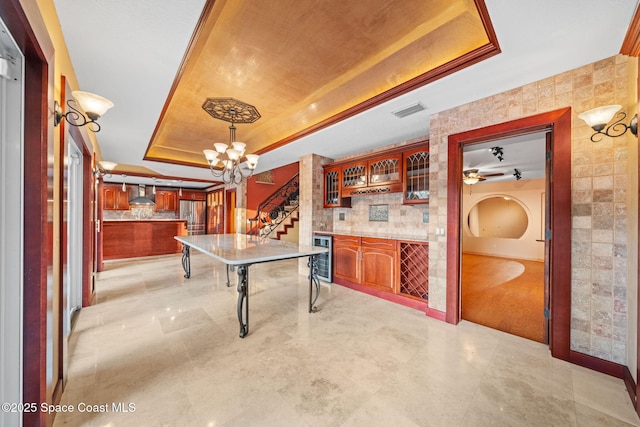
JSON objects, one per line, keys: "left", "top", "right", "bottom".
{"left": 403, "top": 145, "right": 429, "bottom": 204}
{"left": 368, "top": 153, "right": 402, "bottom": 187}
{"left": 324, "top": 165, "right": 351, "bottom": 208}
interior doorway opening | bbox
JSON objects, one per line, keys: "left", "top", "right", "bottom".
{"left": 447, "top": 108, "right": 572, "bottom": 360}
{"left": 460, "top": 133, "right": 549, "bottom": 343}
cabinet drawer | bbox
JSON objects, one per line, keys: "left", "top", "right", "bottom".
{"left": 333, "top": 235, "right": 361, "bottom": 247}
{"left": 361, "top": 237, "right": 396, "bottom": 250}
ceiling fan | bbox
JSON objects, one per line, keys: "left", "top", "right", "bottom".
{"left": 462, "top": 169, "right": 504, "bottom": 185}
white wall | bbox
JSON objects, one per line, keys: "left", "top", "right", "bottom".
{"left": 462, "top": 178, "right": 545, "bottom": 261}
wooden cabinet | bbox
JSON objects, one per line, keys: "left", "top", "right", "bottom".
{"left": 103, "top": 184, "right": 130, "bottom": 210}
{"left": 341, "top": 160, "right": 367, "bottom": 195}
{"left": 333, "top": 235, "right": 361, "bottom": 284}
{"left": 403, "top": 144, "right": 429, "bottom": 204}
{"left": 332, "top": 234, "right": 428, "bottom": 303}
{"left": 342, "top": 154, "right": 403, "bottom": 197}
{"left": 367, "top": 153, "right": 402, "bottom": 187}
{"left": 180, "top": 190, "right": 206, "bottom": 201}
{"left": 323, "top": 140, "right": 426, "bottom": 206}
{"left": 155, "top": 190, "right": 177, "bottom": 211}
{"left": 103, "top": 220, "right": 187, "bottom": 260}
{"left": 333, "top": 235, "right": 397, "bottom": 293}
{"left": 323, "top": 166, "right": 351, "bottom": 208}
{"left": 361, "top": 237, "right": 397, "bottom": 292}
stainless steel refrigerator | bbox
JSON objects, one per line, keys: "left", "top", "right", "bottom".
{"left": 179, "top": 200, "right": 206, "bottom": 235}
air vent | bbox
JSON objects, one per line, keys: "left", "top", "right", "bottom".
{"left": 392, "top": 102, "right": 426, "bottom": 118}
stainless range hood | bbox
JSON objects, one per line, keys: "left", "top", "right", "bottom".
{"left": 129, "top": 184, "right": 155, "bottom": 205}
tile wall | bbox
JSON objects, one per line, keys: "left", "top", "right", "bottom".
{"left": 428, "top": 55, "right": 637, "bottom": 363}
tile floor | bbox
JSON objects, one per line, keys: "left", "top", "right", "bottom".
{"left": 54, "top": 253, "right": 640, "bottom": 426}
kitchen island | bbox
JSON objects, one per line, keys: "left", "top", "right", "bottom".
{"left": 103, "top": 219, "right": 187, "bottom": 260}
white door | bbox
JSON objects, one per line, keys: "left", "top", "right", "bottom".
{"left": 66, "top": 141, "right": 83, "bottom": 332}
{"left": 0, "top": 16, "right": 25, "bottom": 427}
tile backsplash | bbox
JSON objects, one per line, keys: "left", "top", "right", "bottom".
{"left": 332, "top": 192, "right": 428, "bottom": 239}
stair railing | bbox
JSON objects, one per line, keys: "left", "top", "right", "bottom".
{"left": 248, "top": 173, "right": 299, "bottom": 238}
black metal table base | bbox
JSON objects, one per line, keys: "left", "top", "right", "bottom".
{"left": 181, "top": 245, "right": 190, "bottom": 278}
{"left": 180, "top": 244, "right": 322, "bottom": 338}
{"left": 308, "top": 255, "right": 320, "bottom": 313}
{"left": 236, "top": 265, "right": 249, "bottom": 338}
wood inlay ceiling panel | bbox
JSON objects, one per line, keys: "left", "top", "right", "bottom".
{"left": 145, "top": 0, "right": 498, "bottom": 167}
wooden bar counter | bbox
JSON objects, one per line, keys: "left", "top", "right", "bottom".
{"left": 103, "top": 219, "right": 187, "bottom": 260}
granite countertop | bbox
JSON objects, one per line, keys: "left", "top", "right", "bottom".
{"left": 313, "top": 230, "right": 428, "bottom": 243}
{"left": 104, "top": 219, "right": 187, "bottom": 222}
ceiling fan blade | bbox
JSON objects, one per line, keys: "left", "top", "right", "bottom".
{"left": 480, "top": 172, "right": 504, "bottom": 177}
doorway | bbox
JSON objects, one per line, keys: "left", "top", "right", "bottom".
{"left": 459, "top": 133, "right": 548, "bottom": 343}
{"left": 447, "top": 108, "right": 572, "bottom": 360}
{"left": 0, "top": 15, "right": 24, "bottom": 425}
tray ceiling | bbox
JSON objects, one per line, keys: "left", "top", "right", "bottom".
{"left": 143, "top": 0, "right": 497, "bottom": 168}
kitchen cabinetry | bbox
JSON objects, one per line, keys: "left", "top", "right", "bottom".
{"left": 341, "top": 160, "right": 367, "bottom": 195}
{"left": 323, "top": 140, "right": 427, "bottom": 206}
{"left": 155, "top": 190, "right": 177, "bottom": 212}
{"left": 180, "top": 190, "right": 206, "bottom": 201}
{"left": 367, "top": 153, "right": 402, "bottom": 187}
{"left": 333, "top": 235, "right": 397, "bottom": 293}
{"left": 331, "top": 233, "right": 428, "bottom": 304}
{"left": 103, "top": 184, "right": 130, "bottom": 210}
{"left": 361, "top": 237, "right": 397, "bottom": 292}
{"left": 333, "top": 235, "right": 361, "bottom": 283}
{"left": 342, "top": 154, "right": 403, "bottom": 197}
{"left": 323, "top": 166, "right": 351, "bottom": 208}
{"left": 103, "top": 220, "right": 187, "bottom": 260}
{"left": 403, "top": 144, "right": 429, "bottom": 204}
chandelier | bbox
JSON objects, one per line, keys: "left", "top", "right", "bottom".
{"left": 202, "top": 97, "right": 261, "bottom": 184}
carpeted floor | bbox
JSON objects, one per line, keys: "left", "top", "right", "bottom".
{"left": 461, "top": 253, "right": 546, "bottom": 343}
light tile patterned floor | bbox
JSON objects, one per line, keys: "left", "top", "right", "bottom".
{"left": 54, "top": 253, "right": 640, "bottom": 426}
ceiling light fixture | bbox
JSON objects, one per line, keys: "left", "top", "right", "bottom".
{"left": 513, "top": 168, "right": 522, "bottom": 180}
{"left": 54, "top": 91, "right": 114, "bottom": 132}
{"left": 578, "top": 105, "right": 638, "bottom": 142}
{"left": 202, "top": 98, "right": 261, "bottom": 185}
{"left": 462, "top": 170, "right": 481, "bottom": 185}
{"left": 490, "top": 146, "right": 504, "bottom": 162}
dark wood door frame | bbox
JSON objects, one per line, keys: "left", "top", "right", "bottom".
{"left": 447, "top": 108, "right": 572, "bottom": 361}
{"left": 63, "top": 78, "right": 94, "bottom": 307}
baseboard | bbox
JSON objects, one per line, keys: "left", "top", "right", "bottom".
{"left": 425, "top": 307, "right": 446, "bottom": 321}
{"left": 623, "top": 366, "right": 638, "bottom": 412}
{"left": 333, "top": 278, "right": 429, "bottom": 312}
{"left": 568, "top": 350, "right": 625, "bottom": 379}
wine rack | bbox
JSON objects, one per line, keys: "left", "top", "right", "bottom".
{"left": 398, "top": 241, "right": 429, "bottom": 301}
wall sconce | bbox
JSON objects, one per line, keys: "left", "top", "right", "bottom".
{"left": 54, "top": 91, "right": 114, "bottom": 132}
{"left": 93, "top": 160, "right": 118, "bottom": 178}
{"left": 490, "top": 146, "right": 504, "bottom": 162}
{"left": 578, "top": 105, "right": 638, "bottom": 142}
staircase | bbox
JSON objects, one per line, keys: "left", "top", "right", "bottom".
{"left": 248, "top": 174, "right": 299, "bottom": 240}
